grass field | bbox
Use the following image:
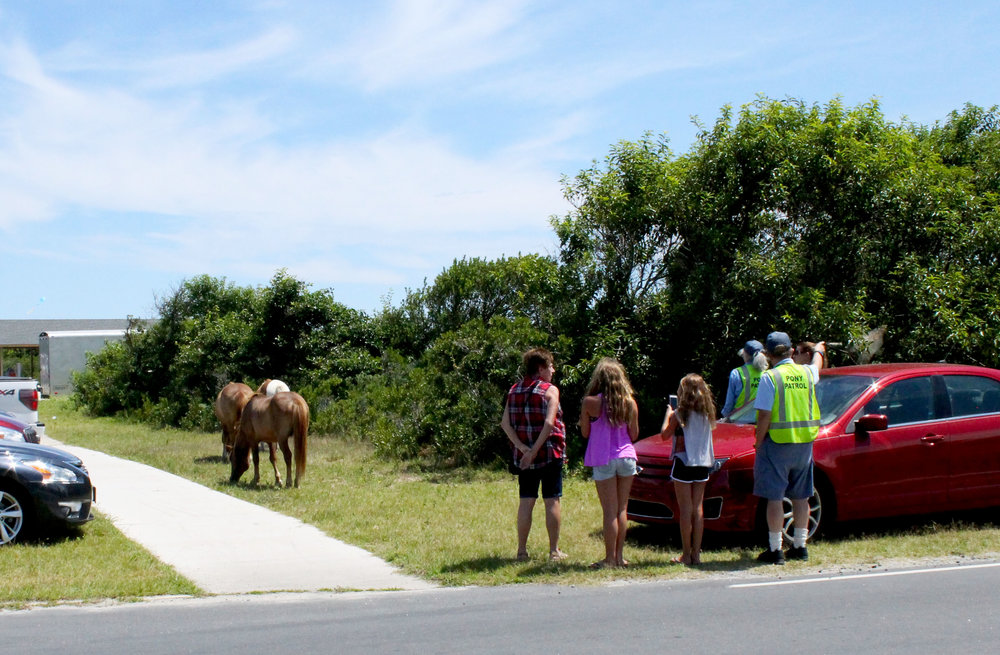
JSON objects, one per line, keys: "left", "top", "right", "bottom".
{"left": 5, "top": 397, "right": 1000, "bottom": 605}
{"left": 0, "top": 514, "right": 199, "bottom": 610}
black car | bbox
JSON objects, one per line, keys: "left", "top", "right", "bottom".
{"left": 1, "top": 441, "right": 95, "bottom": 544}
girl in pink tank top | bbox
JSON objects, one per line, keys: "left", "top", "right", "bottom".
{"left": 579, "top": 358, "right": 640, "bottom": 569}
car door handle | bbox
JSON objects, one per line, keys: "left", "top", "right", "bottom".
{"left": 920, "top": 434, "right": 945, "bottom": 445}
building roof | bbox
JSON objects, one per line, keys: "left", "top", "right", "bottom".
{"left": 0, "top": 319, "right": 155, "bottom": 347}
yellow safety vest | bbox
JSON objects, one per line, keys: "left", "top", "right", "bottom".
{"left": 736, "top": 363, "right": 763, "bottom": 408}
{"left": 764, "top": 363, "right": 820, "bottom": 444}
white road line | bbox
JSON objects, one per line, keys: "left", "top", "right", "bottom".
{"left": 730, "top": 561, "right": 1000, "bottom": 589}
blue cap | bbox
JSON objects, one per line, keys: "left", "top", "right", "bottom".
{"left": 765, "top": 331, "right": 792, "bottom": 354}
{"left": 742, "top": 340, "right": 763, "bottom": 357}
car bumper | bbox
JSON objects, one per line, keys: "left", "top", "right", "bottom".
{"left": 29, "top": 479, "right": 95, "bottom": 526}
{"left": 627, "top": 457, "right": 759, "bottom": 532}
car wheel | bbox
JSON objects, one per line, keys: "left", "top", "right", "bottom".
{"left": 779, "top": 486, "right": 823, "bottom": 543}
{"left": 0, "top": 485, "right": 32, "bottom": 545}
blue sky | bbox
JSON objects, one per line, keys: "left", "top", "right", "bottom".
{"left": 2, "top": 1, "right": 997, "bottom": 320}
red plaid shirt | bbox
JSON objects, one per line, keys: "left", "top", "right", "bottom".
{"left": 506, "top": 376, "right": 566, "bottom": 469}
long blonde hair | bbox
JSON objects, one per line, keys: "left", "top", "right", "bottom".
{"left": 585, "top": 358, "right": 636, "bottom": 426}
{"left": 677, "top": 373, "right": 717, "bottom": 428}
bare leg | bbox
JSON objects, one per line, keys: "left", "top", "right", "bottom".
{"left": 689, "top": 481, "right": 707, "bottom": 564}
{"left": 674, "top": 480, "right": 694, "bottom": 564}
{"left": 766, "top": 499, "right": 784, "bottom": 534}
{"left": 517, "top": 497, "right": 535, "bottom": 560}
{"left": 543, "top": 497, "right": 562, "bottom": 558}
{"left": 792, "top": 497, "right": 810, "bottom": 536}
{"left": 595, "top": 478, "right": 619, "bottom": 566}
{"left": 615, "top": 474, "right": 634, "bottom": 566}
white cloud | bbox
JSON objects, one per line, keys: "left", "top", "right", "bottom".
{"left": 44, "top": 27, "right": 298, "bottom": 90}
{"left": 316, "top": 0, "right": 535, "bottom": 91}
{"left": 0, "top": 35, "right": 565, "bottom": 287}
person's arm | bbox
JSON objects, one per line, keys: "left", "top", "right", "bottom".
{"left": 721, "top": 369, "right": 741, "bottom": 418}
{"left": 753, "top": 371, "right": 776, "bottom": 448}
{"left": 661, "top": 406, "right": 684, "bottom": 452}
{"left": 627, "top": 398, "right": 640, "bottom": 442}
{"left": 811, "top": 341, "right": 827, "bottom": 372}
{"left": 521, "top": 386, "right": 560, "bottom": 469}
{"left": 661, "top": 406, "right": 678, "bottom": 437}
{"left": 501, "top": 401, "right": 530, "bottom": 457}
{"left": 755, "top": 409, "right": 771, "bottom": 449}
{"left": 578, "top": 395, "right": 600, "bottom": 439}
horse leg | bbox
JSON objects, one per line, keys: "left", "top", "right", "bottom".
{"left": 279, "top": 439, "right": 293, "bottom": 488}
{"left": 268, "top": 443, "right": 282, "bottom": 487}
{"left": 251, "top": 442, "right": 261, "bottom": 486}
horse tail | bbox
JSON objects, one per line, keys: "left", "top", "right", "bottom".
{"left": 293, "top": 396, "right": 309, "bottom": 487}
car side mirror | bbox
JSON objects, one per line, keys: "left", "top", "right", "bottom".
{"left": 855, "top": 414, "right": 888, "bottom": 439}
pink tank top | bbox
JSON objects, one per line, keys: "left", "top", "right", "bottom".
{"left": 583, "top": 394, "right": 637, "bottom": 467}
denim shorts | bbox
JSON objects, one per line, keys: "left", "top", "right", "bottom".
{"left": 753, "top": 437, "right": 814, "bottom": 501}
{"left": 592, "top": 457, "right": 638, "bottom": 482}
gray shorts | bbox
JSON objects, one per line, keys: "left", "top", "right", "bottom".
{"left": 592, "top": 457, "right": 638, "bottom": 481}
{"left": 753, "top": 437, "right": 814, "bottom": 501}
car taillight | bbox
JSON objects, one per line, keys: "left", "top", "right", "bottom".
{"left": 19, "top": 388, "right": 39, "bottom": 411}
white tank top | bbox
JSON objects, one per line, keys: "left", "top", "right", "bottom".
{"left": 675, "top": 411, "right": 714, "bottom": 467}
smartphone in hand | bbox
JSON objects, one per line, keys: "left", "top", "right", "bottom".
{"left": 669, "top": 394, "right": 678, "bottom": 410}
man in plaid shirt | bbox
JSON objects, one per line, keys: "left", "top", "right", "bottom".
{"left": 501, "top": 348, "right": 568, "bottom": 562}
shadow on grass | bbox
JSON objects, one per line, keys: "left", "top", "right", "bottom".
{"left": 625, "top": 506, "right": 1000, "bottom": 564}
{"left": 18, "top": 524, "right": 86, "bottom": 547}
{"left": 626, "top": 522, "right": 759, "bottom": 550}
{"left": 820, "top": 506, "right": 1000, "bottom": 543}
{"left": 439, "top": 556, "right": 519, "bottom": 575}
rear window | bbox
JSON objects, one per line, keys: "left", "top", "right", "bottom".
{"left": 942, "top": 375, "right": 1000, "bottom": 417}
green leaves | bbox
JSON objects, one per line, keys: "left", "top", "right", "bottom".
{"left": 76, "top": 97, "right": 1000, "bottom": 465}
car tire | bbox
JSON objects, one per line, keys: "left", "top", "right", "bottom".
{"left": 780, "top": 485, "right": 825, "bottom": 543}
{"left": 0, "top": 484, "right": 32, "bottom": 545}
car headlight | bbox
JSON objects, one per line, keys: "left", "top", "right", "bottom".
{"left": 23, "top": 459, "right": 81, "bottom": 484}
{"left": 0, "top": 426, "right": 26, "bottom": 442}
{"left": 711, "top": 457, "right": 730, "bottom": 473}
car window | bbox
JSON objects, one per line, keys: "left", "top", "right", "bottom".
{"left": 942, "top": 374, "right": 1000, "bottom": 417}
{"left": 865, "top": 376, "right": 938, "bottom": 426}
{"left": 816, "top": 375, "right": 878, "bottom": 425}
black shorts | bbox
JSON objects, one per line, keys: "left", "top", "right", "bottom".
{"left": 671, "top": 458, "right": 710, "bottom": 483}
{"left": 518, "top": 460, "right": 564, "bottom": 499}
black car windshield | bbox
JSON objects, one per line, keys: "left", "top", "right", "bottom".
{"left": 724, "top": 374, "right": 878, "bottom": 426}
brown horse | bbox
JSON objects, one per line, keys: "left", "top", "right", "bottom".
{"left": 230, "top": 391, "right": 309, "bottom": 488}
{"left": 214, "top": 382, "right": 254, "bottom": 460}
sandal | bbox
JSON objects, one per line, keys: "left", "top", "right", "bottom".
{"left": 516, "top": 552, "right": 530, "bottom": 562}
{"left": 549, "top": 549, "right": 569, "bottom": 561}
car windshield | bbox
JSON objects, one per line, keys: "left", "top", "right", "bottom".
{"left": 724, "top": 374, "right": 878, "bottom": 426}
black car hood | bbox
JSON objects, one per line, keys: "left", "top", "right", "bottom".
{"left": 0, "top": 440, "right": 84, "bottom": 466}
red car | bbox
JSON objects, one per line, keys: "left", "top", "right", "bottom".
{"left": 627, "top": 363, "right": 1000, "bottom": 539}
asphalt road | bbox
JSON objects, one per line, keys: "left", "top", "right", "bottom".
{"left": 3, "top": 562, "right": 997, "bottom": 654}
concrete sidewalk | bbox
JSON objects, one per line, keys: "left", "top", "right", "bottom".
{"left": 44, "top": 437, "right": 435, "bottom": 595}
